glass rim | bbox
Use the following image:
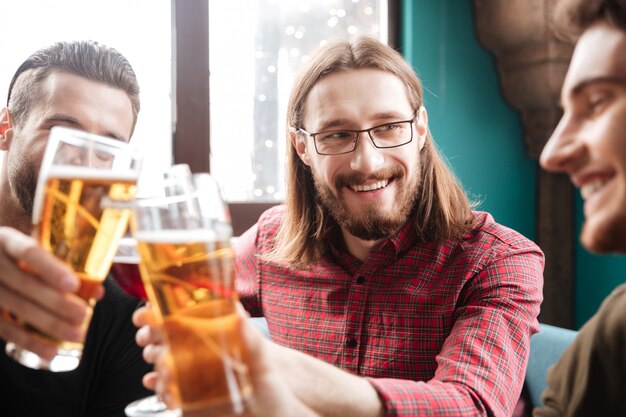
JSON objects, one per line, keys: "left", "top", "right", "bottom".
{"left": 49, "top": 125, "right": 143, "bottom": 157}
{"left": 132, "top": 189, "right": 205, "bottom": 207}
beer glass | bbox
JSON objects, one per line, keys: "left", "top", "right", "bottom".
{"left": 5, "top": 126, "right": 142, "bottom": 372}
{"left": 129, "top": 174, "right": 253, "bottom": 416}
{"left": 124, "top": 164, "right": 193, "bottom": 417}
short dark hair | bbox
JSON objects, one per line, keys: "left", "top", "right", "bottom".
{"left": 7, "top": 40, "right": 140, "bottom": 133}
{"left": 554, "top": 0, "right": 626, "bottom": 42}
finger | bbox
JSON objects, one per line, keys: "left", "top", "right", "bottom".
{"left": 155, "top": 352, "right": 179, "bottom": 409}
{"left": 0, "top": 284, "right": 88, "bottom": 342}
{"left": 143, "top": 343, "right": 166, "bottom": 365}
{"left": 142, "top": 371, "right": 159, "bottom": 391}
{"left": 91, "top": 284, "right": 105, "bottom": 301}
{"left": 0, "top": 229, "right": 90, "bottom": 328}
{"left": 0, "top": 271, "right": 88, "bottom": 325}
{"left": 132, "top": 304, "right": 158, "bottom": 327}
{"left": 0, "top": 228, "right": 77, "bottom": 291}
{"left": 0, "top": 315, "right": 58, "bottom": 360}
{"left": 136, "top": 324, "right": 164, "bottom": 347}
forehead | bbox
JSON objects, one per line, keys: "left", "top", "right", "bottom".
{"left": 36, "top": 71, "right": 134, "bottom": 139}
{"left": 303, "top": 68, "right": 412, "bottom": 124}
{"left": 562, "top": 22, "right": 626, "bottom": 98}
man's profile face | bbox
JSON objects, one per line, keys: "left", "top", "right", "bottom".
{"left": 540, "top": 21, "right": 626, "bottom": 252}
{"left": 294, "top": 68, "right": 428, "bottom": 241}
{"left": 4, "top": 71, "right": 133, "bottom": 217}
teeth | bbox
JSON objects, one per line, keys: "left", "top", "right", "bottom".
{"left": 580, "top": 179, "right": 606, "bottom": 200}
{"left": 351, "top": 180, "right": 389, "bottom": 192}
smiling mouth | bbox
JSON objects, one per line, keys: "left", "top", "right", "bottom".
{"left": 350, "top": 179, "right": 390, "bottom": 192}
{"left": 580, "top": 179, "right": 607, "bottom": 200}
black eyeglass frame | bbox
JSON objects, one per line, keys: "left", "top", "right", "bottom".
{"left": 298, "top": 113, "right": 418, "bottom": 156}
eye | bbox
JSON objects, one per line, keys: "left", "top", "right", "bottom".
{"left": 95, "top": 150, "right": 115, "bottom": 162}
{"left": 373, "top": 123, "right": 400, "bottom": 133}
{"left": 586, "top": 91, "right": 612, "bottom": 117}
{"left": 318, "top": 131, "right": 354, "bottom": 141}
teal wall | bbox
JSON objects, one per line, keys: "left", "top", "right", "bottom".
{"left": 401, "top": 0, "right": 536, "bottom": 241}
{"left": 401, "top": 0, "right": 626, "bottom": 329}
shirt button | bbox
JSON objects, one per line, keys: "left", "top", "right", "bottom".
{"left": 356, "top": 276, "right": 365, "bottom": 284}
{"left": 346, "top": 338, "right": 357, "bottom": 348}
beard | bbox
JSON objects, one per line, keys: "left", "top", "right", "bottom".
{"left": 580, "top": 210, "right": 626, "bottom": 253}
{"left": 7, "top": 156, "right": 38, "bottom": 216}
{"left": 313, "top": 164, "right": 420, "bottom": 241}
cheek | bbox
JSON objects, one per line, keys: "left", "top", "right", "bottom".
{"left": 310, "top": 156, "right": 339, "bottom": 186}
{"left": 395, "top": 146, "right": 420, "bottom": 176}
{"left": 589, "top": 117, "right": 626, "bottom": 161}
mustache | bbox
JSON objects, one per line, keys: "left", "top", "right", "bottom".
{"left": 334, "top": 165, "right": 405, "bottom": 189}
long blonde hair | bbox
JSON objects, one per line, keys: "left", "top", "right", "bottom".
{"left": 269, "top": 36, "right": 475, "bottom": 265}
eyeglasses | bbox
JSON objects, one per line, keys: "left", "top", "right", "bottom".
{"left": 298, "top": 114, "right": 416, "bottom": 156}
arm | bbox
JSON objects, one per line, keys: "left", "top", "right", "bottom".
{"left": 363, "top": 248, "right": 544, "bottom": 417}
{"left": 138, "top": 248, "right": 542, "bottom": 417}
{"left": 0, "top": 227, "right": 93, "bottom": 359}
{"left": 233, "top": 223, "right": 263, "bottom": 316}
{"left": 140, "top": 214, "right": 543, "bottom": 417}
{"left": 269, "top": 338, "right": 384, "bottom": 417}
{"left": 148, "top": 307, "right": 382, "bottom": 417}
{"left": 534, "top": 284, "right": 626, "bottom": 417}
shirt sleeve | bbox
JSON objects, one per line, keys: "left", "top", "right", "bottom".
{"left": 533, "top": 284, "right": 626, "bottom": 417}
{"left": 368, "top": 245, "right": 544, "bottom": 417}
{"left": 234, "top": 222, "right": 263, "bottom": 316}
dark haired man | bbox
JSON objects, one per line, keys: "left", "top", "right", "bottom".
{"left": 0, "top": 40, "right": 150, "bottom": 416}
{"left": 533, "top": 0, "right": 626, "bottom": 416}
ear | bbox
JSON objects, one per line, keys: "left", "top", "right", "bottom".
{"left": 289, "top": 128, "right": 312, "bottom": 166}
{"left": 415, "top": 106, "right": 428, "bottom": 151}
{"left": 0, "top": 107, "right": 13, "bottom": 151}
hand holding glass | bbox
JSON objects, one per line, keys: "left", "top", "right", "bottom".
{"left": 130, "top": 174, "right": 254, "bottom": 416}
{"left": 5, "top": 126, "right": 141, "bottom": 371}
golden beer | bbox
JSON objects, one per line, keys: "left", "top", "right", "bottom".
{"left": 33, "top": 166, "right": 137, "bottom": 351}
{"left": 136, "top": 231, "right": 252, "bottom": 414}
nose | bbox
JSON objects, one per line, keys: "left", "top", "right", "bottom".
{"left": 349, "top": 132, "right": 384, "bottom": 172}
{"left": 539, "top": 115, "right": 586, "bottom": 174}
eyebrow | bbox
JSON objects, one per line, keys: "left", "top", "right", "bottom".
{"left": 44, "top": 114, "right": 127, "bottom": 141}
{"left": 315, "top": 111, "right": 412, "bottom": 132}
{"left": 565, "top": 76, "right": 626, "bottom": 104}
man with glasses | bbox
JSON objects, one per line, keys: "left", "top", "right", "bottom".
{"left": 137, "top": 35, "right": 544, "bottom": 417}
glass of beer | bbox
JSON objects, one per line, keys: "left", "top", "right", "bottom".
{"left": 129, "top": 173, "right": 253, "bottom": 416}
{"left": 125, "top": 164, "right": 193, "bottom": 417}
{"left": 5, "top": 126, "right": 142, "bottom": 372}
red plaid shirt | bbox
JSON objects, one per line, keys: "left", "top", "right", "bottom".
{"left": 235, "top": 206, "right": 544, "bottom": 417}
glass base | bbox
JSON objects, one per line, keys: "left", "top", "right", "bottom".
{"left": 125, "top": 395, "right": 181, "bottom": 417}
{"left": 5, "top": 342, "right": 81, "bottom": 372}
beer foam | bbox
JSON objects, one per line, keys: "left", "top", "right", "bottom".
{"left": 46, "top": 165, "right": 139, "bottom": 181}
{"left": 135, "top": 229, "right": 219, "bottom": 243}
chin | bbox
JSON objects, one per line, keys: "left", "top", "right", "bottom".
{"left": 581, "top": 215, "right": 626, "bottom": 254}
